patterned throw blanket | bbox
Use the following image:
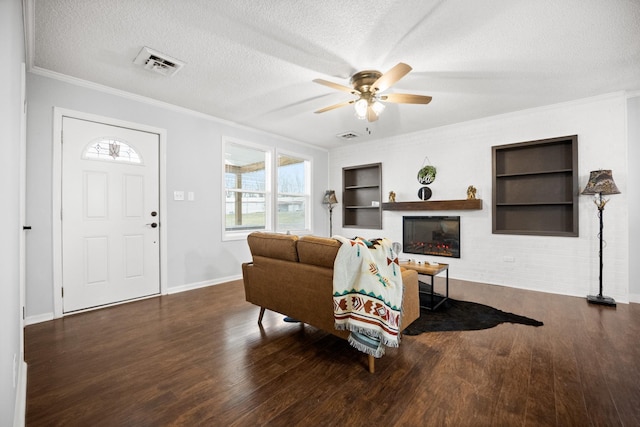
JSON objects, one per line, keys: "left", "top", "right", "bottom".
{"left": 332, "top": 236, "right": 403, "bottom": 357}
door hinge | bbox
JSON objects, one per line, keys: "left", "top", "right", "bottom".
{"left": 22, "top": 306, "right": 25, "bottom": 320}
{"left": 61, "top": 287, "right": 64, "bottom": 298}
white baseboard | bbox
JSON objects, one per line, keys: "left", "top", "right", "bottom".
{"left": 629, "top": 293, "right": 640, "bottom": 304}
{"left": 25, "top": 312, "right": 54, "bottom": 325}
{"left": 23, "top": 276, "right": 244, "bottom": 324}
{"left": 13, "top": 360, "right": 27, "bottom": 427}
{"left": 166, "top": 274, "right": 243, "bottom": 295}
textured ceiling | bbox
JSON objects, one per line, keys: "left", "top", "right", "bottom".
{"left": 27, "top": 0, "right": 640, "bottom": 148}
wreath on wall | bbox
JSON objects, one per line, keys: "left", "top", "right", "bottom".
{"left": 417, "top": 157, "right": 437, "bottom": 185}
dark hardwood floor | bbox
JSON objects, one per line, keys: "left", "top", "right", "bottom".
{"left": 25, "top": 278, "right": 640, "bottom": 426}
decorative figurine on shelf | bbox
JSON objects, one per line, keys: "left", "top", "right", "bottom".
{"left": 467, "top": 185, "right": 477, "bottom": 200}
{"left": 388, "top": 191, "right": 396, "bottom": 203}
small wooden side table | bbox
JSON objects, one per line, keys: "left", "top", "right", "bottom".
{"left": 399, "top": 261, "right": 449, "bottom": 310}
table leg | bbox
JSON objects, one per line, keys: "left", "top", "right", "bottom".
{"left": 430, "top": 274, "right": 435, "bottom": 310}
{"left": 419, "top": 270, "right": 449, "bottom": 311}
{"left": 446, "top": 268, "right": 449, "bottom": 299}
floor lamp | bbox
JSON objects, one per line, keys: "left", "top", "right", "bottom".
{"left": 581, "top": 169, "right": 621, "bottom": 307}
{"left": 322, "top": 190, "right": 338, "bottom": 236}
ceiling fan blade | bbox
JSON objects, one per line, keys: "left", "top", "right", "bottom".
{"left": 366, "top": 106, "right": 379, "bottom": 122}
{"left": 373, "top": 63, "right": 412, "bottom": 93}
{"left": 314, "top": 100, "right": 354, "bottom": 114}
{"left": 313, "top": 79, "right": 360, "bottom": 95}
{"left": 380, "top": 93, "right": 433, "bottom": 104}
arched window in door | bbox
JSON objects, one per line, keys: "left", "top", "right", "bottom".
{"left": 82, "top": 138, "right": 143, "bottom": 164}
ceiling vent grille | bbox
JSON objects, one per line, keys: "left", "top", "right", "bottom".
{"left": 133, "top": 47, "right": 185, "bottom": 77}
{"left": 336, "top": 131, "right": 360, "bottom": 140}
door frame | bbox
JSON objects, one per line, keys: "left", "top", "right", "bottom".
{"left": 52, "top": 107, "right": 168, "bottom": 318}
{"left": 19, "top": 62, "right": 27, "bottom": 363}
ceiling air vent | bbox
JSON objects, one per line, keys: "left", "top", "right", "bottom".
{"left": 133, "top": 47, "right": 185, "bottom": 77}
{"left": 336, "top": 131, "right": 360, "bottom": 140}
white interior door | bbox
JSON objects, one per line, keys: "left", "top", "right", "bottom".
{"left": 62, "top": 116, "right": 160, "bottom": 312}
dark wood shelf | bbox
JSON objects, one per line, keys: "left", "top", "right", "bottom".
{"left": 493, "top": 229, "right": 578, "bottom": 237}
{"left": 492, "top": 135, "right": 578, "bottom": 237}
{"left": 496, "top": 201, "right": 573, "bottom": 206}
{"left": 496, "top": 169, "right": 572, "bottom": 178}
{"left": 381, "top": 199, "right": 483, "bottom": 211}
{"left": 343, "top": 163, "right": 382, "bottom": 229}
{"left": 345, "top": 184, "right": 379, "bottom": 190}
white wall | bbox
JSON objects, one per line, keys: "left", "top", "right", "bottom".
{"left": 25, "top": 72, "right": 330, "bottom": 319}
{"left": 628, "top": 94, "right": 640, "bottom": 302}
{"left": 1, "top": 0, "right": 25, "bottom": 423}
{"left": 330, "top": 93, "right": 631, "bottom": 302}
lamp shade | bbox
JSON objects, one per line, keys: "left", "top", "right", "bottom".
{"left": 581, "top": 170, "right": 621, "bottom": 195}
{"left": 322, "top": 190, "right": 338, "bottom": 205}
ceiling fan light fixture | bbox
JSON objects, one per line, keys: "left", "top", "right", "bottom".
{"left": 355, "top": 97, "right": 385, "bottom": 121}
{"left": 354, "top": 98, "right": 368, "bottom": 119}
{"left": 371, "top": 99, "right": 385, "bottom": 115}
{"left": 313, "top": 62, "right": 430, "bottom": 122}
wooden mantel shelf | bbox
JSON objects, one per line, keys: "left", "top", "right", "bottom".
{"left": 381, "top": 199, "right": 483, "bottom": 211}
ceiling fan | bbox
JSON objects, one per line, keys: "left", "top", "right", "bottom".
{"left": 313, "top": 63, "right": 432, "bottom": 122}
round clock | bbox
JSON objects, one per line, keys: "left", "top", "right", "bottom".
{"left": 418, "top": 186, "right": 432, "bottom": 200}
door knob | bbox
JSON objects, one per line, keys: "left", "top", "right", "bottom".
{"left": 151, "top": 211, "right": 157, "bottom": 217}
{"left": 146, "top": 222, "right": 158, "bottom": 228}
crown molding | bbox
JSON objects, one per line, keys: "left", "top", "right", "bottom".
{"left": 626, "top": 89, "right": 640, "bottom": 99}
{"left": 27, "top": 65, "right": 328, "bottom": 152}
{"left": 28, "top": 66, "right": 241, "bottom": 124}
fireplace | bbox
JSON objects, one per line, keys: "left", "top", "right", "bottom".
{"left": 402, "top": 216, "right": 461, "bottom": 258}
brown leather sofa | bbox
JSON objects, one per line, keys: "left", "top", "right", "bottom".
{"left": 241, "top": 232, "right": 420, "bottom": 372}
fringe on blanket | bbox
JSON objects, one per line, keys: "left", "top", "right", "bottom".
{"left": 348, "top": 331, "right": 386, "bottom": 358}
{"left": 337, "top": 321, "right": 403, "bottom": 357}
{"left": 335, "top": 321, "right": 402, "bottom": 358}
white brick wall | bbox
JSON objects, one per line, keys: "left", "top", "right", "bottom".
{"left": 330, "top": 93, "right": 630, "bottom": 302}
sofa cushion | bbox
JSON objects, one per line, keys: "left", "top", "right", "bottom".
{"left": 247, "top": 232, "right": 299, "bottom": 262}
{"left": 297, "top": 235, "right": 341, "bottom": 269}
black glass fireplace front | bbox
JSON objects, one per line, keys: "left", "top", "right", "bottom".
{"left": 403, "top": 216, "right": 461, "bottom": 258}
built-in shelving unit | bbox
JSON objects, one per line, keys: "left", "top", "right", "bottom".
{"left": 342, "top": 163, "right": 382, "bottom": 229}
{"left": 492, "top": 135, "right": 578, "bottom": 236}
{"left": 381, "top": 199, "right": 482, "bottom": 211}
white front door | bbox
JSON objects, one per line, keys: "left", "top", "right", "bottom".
{"left": 61, "top": 116, "right": 160, "bottom": 312}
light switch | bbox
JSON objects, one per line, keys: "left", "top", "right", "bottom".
{"left": 174, "top": 191, "right": 185, "bottom": 201}
{"left": 187, "top": 191, "right": 195, "bottom": 201}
